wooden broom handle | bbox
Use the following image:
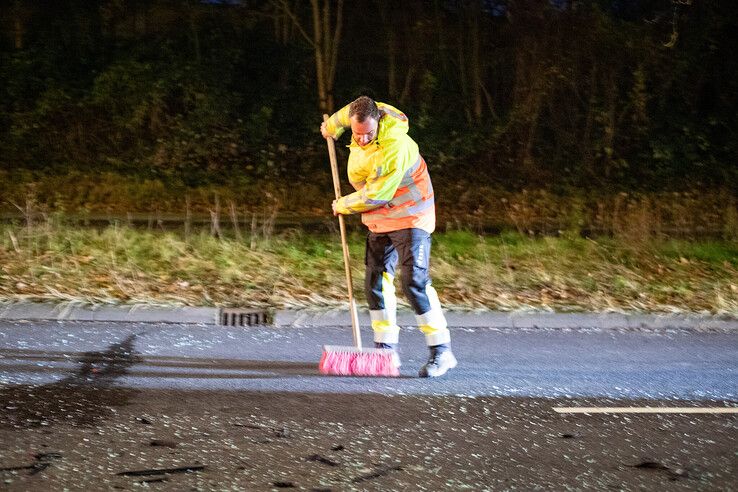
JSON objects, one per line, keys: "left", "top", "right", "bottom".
{"left": 323, "top": 114, "right": 362, "bottom": 349}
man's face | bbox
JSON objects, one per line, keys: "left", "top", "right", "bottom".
{"left": 350, "top": 115, "right": 378, "bottom": 147}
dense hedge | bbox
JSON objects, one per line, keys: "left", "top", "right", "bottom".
{"left": 1, "top": 1, "right": 736, "bottom": 194}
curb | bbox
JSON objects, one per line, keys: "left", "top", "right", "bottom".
{"left": 0, "top": 302, "right": 217, "bottom": 325}
{"left": 1, "top": 302, "right": 737, "bottom": 332}
{"left": 276, "top": 309, "right": 738, "bottom": 331}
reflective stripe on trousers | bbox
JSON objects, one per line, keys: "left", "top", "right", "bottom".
{"left": 365, "top": 228, "right": 450, "bottom": 346}
{"left": 370, "top": 272, "right": 400, "bottom": 344}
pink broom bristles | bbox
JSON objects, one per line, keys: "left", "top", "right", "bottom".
{"left": 319, "top": 346, "right": 400, "bottom": 377}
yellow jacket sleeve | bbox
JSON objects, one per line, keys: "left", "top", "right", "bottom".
{"left": 324, "top": 104, "right": 351, "bottom": 140}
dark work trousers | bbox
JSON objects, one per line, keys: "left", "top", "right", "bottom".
{"left": 365, "top": 228, "right": 433, "bottom": 315}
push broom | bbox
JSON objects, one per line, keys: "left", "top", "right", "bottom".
{"left": 318, "top": 115, "right": 400, "bottom": 377}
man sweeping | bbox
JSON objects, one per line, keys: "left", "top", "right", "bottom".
{"left": 320, "top": 96, "right": 457, "bottom": 378}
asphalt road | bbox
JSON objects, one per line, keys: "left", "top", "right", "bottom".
{"left": 1, "top": 320, "right": 737, "bottom": 490}
{"left": 1, "top": 321, "right": 736, "bottom": 401}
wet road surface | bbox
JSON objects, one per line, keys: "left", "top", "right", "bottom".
{"left": 0, "top": 321, "right": 736, "bottom": 490}
{"left": 0, "top": 321, "right": 736, "bottom": 400}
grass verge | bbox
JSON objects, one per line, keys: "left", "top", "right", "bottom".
{"left": 0, "top": 222, "right": 736, "bottom": 314}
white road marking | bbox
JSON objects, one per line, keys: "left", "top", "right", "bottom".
{"left": 553, "top": 407, "right": 738, "bottom": 414}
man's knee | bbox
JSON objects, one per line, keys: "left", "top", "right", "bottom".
{"left": 400, "top": 266, "right": 432, "bottom": 314}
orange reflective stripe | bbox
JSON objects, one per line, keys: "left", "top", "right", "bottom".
{"left": 361, "top": 156, "right": 435, "bottom": 233}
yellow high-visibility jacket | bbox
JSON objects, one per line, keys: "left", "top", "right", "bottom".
{"left": 324, "top": 102, "right": 435, "bottom": 234}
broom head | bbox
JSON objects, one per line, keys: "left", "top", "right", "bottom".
{"left": 319, "top": 345, "right": 400, "bottom": 377}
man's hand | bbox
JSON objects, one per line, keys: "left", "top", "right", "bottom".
{"left": 331, "top": 199, "right": 340, "bottom": 216}
{"left": 320, "top": 121, "right": 333, "bottom": 140}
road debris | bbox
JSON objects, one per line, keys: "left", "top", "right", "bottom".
{"left": 116, "top": 465, "right": 206, "bottom": 477}
{"left": 306, "top": 454, "right": 339, "bottom": 467}
{"left": 0, "top": 452, "right": 62, "bottom": 476}
{"left": 351, "top": 464, "right": 403, "bottom": 483}
{"left": 625, "top": 460, "right": 691, "bottom": 480}
{"left": 149, "top": 439, "right": 178, "bottom": 448}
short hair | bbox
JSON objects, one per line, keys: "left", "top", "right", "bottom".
{"left": 349, "top": 96, "right": 381, "bottom": 122}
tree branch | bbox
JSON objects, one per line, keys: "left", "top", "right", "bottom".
{"left": 328, "top": 0, "right": 343, "bottom": 90}
{"left": 272, "top": 0, "right": 315, "bottom": 48}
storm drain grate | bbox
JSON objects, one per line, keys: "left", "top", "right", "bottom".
{"left": 219, "top": 308, "right": 270, "bottom": 327}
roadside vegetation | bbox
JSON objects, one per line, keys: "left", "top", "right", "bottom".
{"left": 1, "top": 217, "right": 736, "bottom": 315}
{"left": 3, "top": 2, "right": 736, "bottom": 316}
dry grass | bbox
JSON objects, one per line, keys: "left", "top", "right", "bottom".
{"left": 1, "top": 221, "right": 736, "bottom": 315}
{"left": 431, "top": 231, "right": 738, "bottom": 314}
{"left": 2, "top": 174, "right": 736, "bottom": 240}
